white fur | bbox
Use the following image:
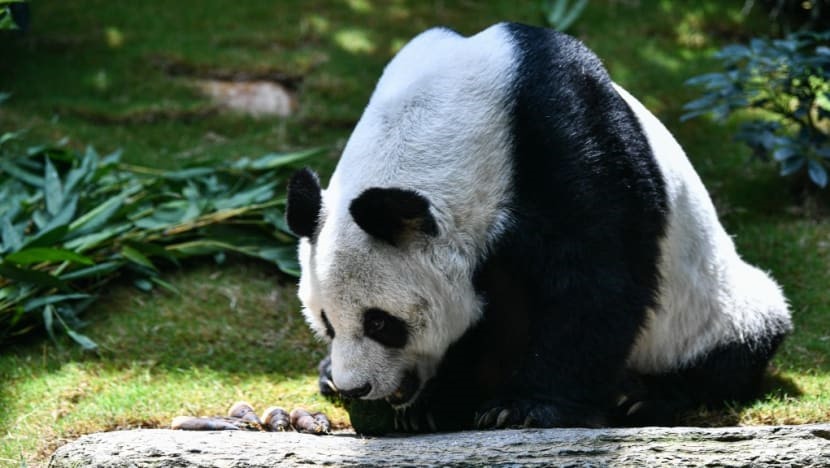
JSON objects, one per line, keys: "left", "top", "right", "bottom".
{"left": 298, "top": 25, "right": 517, "bottom": 400}
{"left": 612, "top": 84, "right": 792, "bottom": 373}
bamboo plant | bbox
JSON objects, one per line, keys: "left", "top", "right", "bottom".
{"left": 0, "top": 132, "right": 321, "bottom": 349}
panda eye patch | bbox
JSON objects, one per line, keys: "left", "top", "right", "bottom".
{"left": 363, "top": 308, "right": 408, "bottom": 348}
{"left": 320, "top": 310, "right": 335, "bottom": 339}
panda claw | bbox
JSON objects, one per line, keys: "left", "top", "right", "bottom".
{"left": 481, "top": 407, "right": 501, "bottom": 429}
{"left": 495, "top": 408, "right": 511, "bottom": 428}
{"left": 476, "top": 410, "right": 490, "bottom": 428}
{"left": 394, "top": 409, "right": 415, "bottom": 432}
{"left": 626, "top": 401, "right": 645, "bottom": 417}
{"left": 405, "top": 410, "right": 420, "bottom": 432}
{"left": 426, "top": 412, "right": 437, "bottom": 432}
{"left": 616, "top": 394, "right": 630, "bottom": 408}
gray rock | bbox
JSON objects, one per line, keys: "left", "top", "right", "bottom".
{"left": 49, "top": 424, "right": 830, "bottom": 467}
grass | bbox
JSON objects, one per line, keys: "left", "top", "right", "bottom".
{"left": 1, "top": 0, "right": 829, "bottom": 465}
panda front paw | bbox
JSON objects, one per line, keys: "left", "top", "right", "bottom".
{"left": 393, "top": 406, "right": 439, "bottom": 433}
{"left": 317, "top": 355, "right": 339, "bottom": 398}
{"left": 474, "top": 400, "right": 548, "bottom": 429}
{"left": 474, "top": 399, "right": 605, "bottom": 429}
{"left": 613, "top": 395, "right": 683, "bottom": 427}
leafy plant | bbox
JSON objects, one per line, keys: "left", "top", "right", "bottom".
{"left": 541, "top": 0, "right": 588, "bottom": 32}
{"left": 683, "top": 30, "right": 830, "bottom": 188}
{"left": 0, "top": 134, "right": 321, "bottom": 349}
{"left": 0, "top": 0, "right": 26, "bottom": 31}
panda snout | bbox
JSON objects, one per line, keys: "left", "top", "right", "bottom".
{"left": 339, "top": 382, "right": 373, "bottom": 399}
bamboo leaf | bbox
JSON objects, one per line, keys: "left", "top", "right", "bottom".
{"left": 23, "top": 225, "right": 70, "bottom": 249}
{"left": 124, "top": 242, "right": 179, "bottom": 266}
{"left": 64, "top": 223, "right": 131, "bottom": 252}
{"left": 0, "top": 160, "right": 43, "bottom": 187}
{"left": 0, "top": 262, "right": 68, "bottom": 289}
{"left": 162, "top": 167, "right": 215, "bottom": 180}
{"left": 68, "top": 192, "right": 126, "bottom": 235}
{"left": 121, "top": 246, "right": 157, "bottom": 271}
{"left": 239, "top": 148, "right": 326, "bottom": 170}
{"left": 1, "top": 216, "right": 22, "bottom": 252}
{"left": 43, "top": 158, "right": 64, "bottom": 216}
{"left": 258, "top": 246, "right": 300, "bottom": 276}
{"left": 65, "top": 328, "right": 99, "bottom": 352}
{"left": 43, "top": 304, "right": 57, "bottom": 343}
{"left": 150, "top": 276, "right": 180, "bottom": 295}
{"left": 0, "top": 129, "right": 19, "bottom": 145}
{"left": 59, "top": 261, "right": 120, "bottom": 280}
{"left": 0, "top": 139, "right": 321, "bottom": 346}
{"left": 24, "top": 293, "right": 93, "bottom": 312}
{"left": 213, "top": 182, "right": 276, "bottom": 210}
{"left": 133, "top": 216, "right": 174, "bottom": 230}
{"left": 82, "top": 146, "right": 99, "bottom": 174}
{"left": 166, "top": 239, "right": 245, "bottom": 256}
{"left": 42, "top": 194, "right": 78, "bottom": 231}
{"left": 0, "top": 285, "right": 15, "bottom": 300}
{"left": 101, "top": 148, "right": 123, "bottom": 166}
{"left": 5, "top": 247, "right": 94, "bottom": 266}
{"left": 64, "top": 166, "right": 88, "bottom": 197}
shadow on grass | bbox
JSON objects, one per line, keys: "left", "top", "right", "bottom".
{"left": 761, "top": 371, "right": 804, "bottom": 400}
{"left": 681, "top": 371, "right": 804, "bottom": 426}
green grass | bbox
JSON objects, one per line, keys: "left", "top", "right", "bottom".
{"left": 1, "top": 0, "right": 829, "bottom": 465}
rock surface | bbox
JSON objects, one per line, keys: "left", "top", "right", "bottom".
{"left": 50, "top": 424, "right": 830, "bottom": 467}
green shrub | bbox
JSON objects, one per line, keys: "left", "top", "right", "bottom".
{"left": 683, "top": 30, "right": 830, "bottom": 188}
{"left": 0, "top": 0, "right": 26, "bottom": 31}
{"left": 0, "top": 132, "right": 320, "bottom": 348}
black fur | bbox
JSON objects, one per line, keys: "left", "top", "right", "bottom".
{"left": 452, "top": 22, "right": 670, "bottom": 428}
{"left": 363, "top": 308, "right": 409, "bottom": 348}
{"left": 286, "top": 167, "right": 322, "bottom": 239}
{"left": 350, "top": 187, "right": 438, "bottom": 246}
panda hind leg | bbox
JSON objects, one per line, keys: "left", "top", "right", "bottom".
{"left": 616, "top": 334, "right": 787, "bottom": 427}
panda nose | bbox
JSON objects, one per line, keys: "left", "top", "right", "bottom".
{"left": 339, "top": 383, "right": 372, "bottom": 399}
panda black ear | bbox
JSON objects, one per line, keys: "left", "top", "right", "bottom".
{"left": 286, "top": 167, "right": 322, "bottom": 239}
{"left": 349, "top": 187, "right": 438, "bottom": 246}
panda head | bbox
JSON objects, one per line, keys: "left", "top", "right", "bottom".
{"left": 283, "top": 25, "right": 516, "bottom": 407}
{"left": 285, "top": 167, "right": 483, "bottom": 407}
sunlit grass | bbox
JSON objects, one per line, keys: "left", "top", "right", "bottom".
{"left": 3, "top": 359, "right": 341, "bottom": 463}
{"left": 0, "top": 261, "right": 344, "bottom": 466}
{"left": 333, "top": 28, "right": 377, "bottom": 54}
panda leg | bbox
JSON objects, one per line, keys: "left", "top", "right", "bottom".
{"left": 616, "top": 334, "right": 788, "bottom": 426}
{"left": 471, "top": 251, "right": 650, "bottom": 429}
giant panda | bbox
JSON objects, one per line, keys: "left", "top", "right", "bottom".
{"left": 285, "top": 22, "right": 792, "bottom": 431}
